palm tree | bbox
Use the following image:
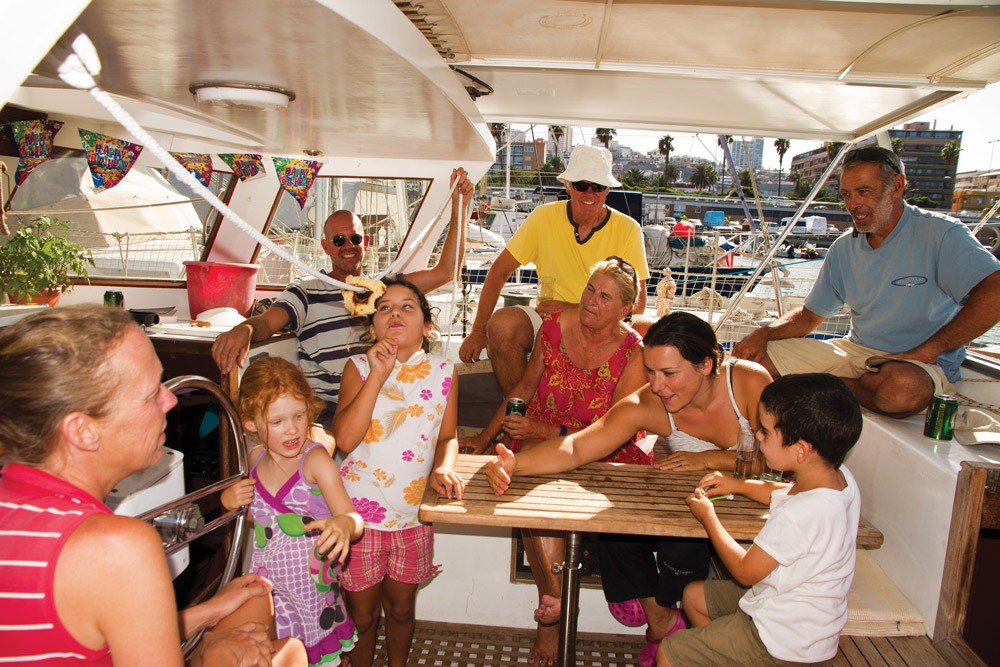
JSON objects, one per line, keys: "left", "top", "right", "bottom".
{"left": 550, "top": 125, "right": 566, "bottom": 158}
{"left": 825, "top": 141, "right": 846, "bottom": 163}
{"left": 774, "top": 138, "right": 791, "bottom": 196}
{"left": 690, "top": 163, "right": 718, "bottom": 191}
{"left": 658, "top": 135, "right": 674, "bottom": 188}
{"left": 595, "top": 128, "right": 617, "bottom": 150}
{"left": 941, "top": 140, "right": 961, "bottom": 167}
{"left": 891, "top": 137, "right": 905, "bottom": 156}
{"left": 488, "top": 122, "right": 506, "bottom": 148}
{"left": 620, "top": 167, "right": 648, "bottom": 190}
{"left": 737, "top": 169, "right": 753, "bottom": 193}
{"left": 717, "top": 135, "right": 733, "bottom": 194}
{"left": 662, "top": 163, "right": 680, "bottom": 188}
{"left": 541, "top": 155, "right": 566, "bottom": 186}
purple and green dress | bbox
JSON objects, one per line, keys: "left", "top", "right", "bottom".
{"left": 250, "top": 442, "right": 356, "bottom": 666}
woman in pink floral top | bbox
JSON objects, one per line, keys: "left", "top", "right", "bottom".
{"left": 460, "top": 257, "right": 647, "bottom": 665}
{"left": 333, "top": 279, "right": 463, "bottom": 667}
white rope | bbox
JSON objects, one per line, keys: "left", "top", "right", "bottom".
{"left": 57, "top": 34, "right": 349, "bottom": 291}
{"left": 380, "top": 179, "right": 459, "bottom": 279}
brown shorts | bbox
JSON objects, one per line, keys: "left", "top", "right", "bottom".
{"left": 662, "top": 580, "right": 833, "bottom": 667}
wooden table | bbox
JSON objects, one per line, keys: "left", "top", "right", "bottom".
{"left": 420, "top": 454, "right": 883, "bottom": 667}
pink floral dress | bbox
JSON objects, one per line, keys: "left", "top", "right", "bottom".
{"left": 518, "top": 312, "right": 649, "bottom": 465}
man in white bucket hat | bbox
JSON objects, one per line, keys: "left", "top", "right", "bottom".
{"left": 459, "top": 143, "right": 649, "bottom": 394}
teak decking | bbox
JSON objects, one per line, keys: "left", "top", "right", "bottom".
{"left": 370, "top": 621, "right": 982, "bottom": 666}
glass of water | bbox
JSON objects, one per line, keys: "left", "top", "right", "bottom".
{"left": 734, "top": 429, "right": 757, "bottom": 478}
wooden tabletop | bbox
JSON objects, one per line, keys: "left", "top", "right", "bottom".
{"left": 420, "top": 454, "right": 883, "bottom": 548}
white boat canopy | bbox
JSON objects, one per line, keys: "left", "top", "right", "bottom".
{"left": 408, "top": 0, "right": 1000, "bottom": 141}
{"left": 5, "top": 0, "right": 1000, "bottom": 161}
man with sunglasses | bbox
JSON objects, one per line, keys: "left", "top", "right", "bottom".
{"left": 213, "top": 168, "right": 475, "bottom": 427}
{"left": 459, "top": 144, "right": 649, "bottom": 393}
{"left": 734, "top": 145, "right": 999, "bottom": 418}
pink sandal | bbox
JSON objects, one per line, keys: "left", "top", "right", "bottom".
{"left": 638, "top": 609, "right": 686, "bottom": 667}
{"left": 608, "top": 598, "right": 647, "bottom": 627}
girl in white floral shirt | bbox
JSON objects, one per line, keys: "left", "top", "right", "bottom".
{"left": 333, "top": 278, "right": 463, "bottom": 667}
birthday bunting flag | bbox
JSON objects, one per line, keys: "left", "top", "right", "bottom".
{"left": 218, "top": 153, "right": 265, "bottom": 182}
{"left": 8, "top": 120, "right": 64, "bottom": 186}
{"left": 170, "top": 152, "right": 213, "bottom": 188}
{"left": 78, "top": 129, "right": 143, "bottom": 192}
{"left": 273, "top": 157, "right": 322, "bottom": 209}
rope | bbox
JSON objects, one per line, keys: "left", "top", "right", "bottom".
{"left": 956, "top": 378, "right": 1000, "bottom": 416}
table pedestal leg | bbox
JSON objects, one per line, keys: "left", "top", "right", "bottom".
{"left": 557, "top": 531, "right": 583, "bottom": 667}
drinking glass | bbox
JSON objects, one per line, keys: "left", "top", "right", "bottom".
{"left": 734, "top": 429, "right": 757, "bottom": 479}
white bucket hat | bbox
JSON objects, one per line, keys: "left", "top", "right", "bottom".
{"left": 557, "top": 144, "right": 622, "bottom": 188}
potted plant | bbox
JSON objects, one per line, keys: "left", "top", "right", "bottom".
{"left": 0, "top": 215, "right": 94, "bottom": 306}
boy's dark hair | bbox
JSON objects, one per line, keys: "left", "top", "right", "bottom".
{"left": 760, "top": 373, "right": 862, "bottom": 467}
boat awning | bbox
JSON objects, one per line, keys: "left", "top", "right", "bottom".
{"left": 406, "top": 0, "right": 1000, "bottom": 141}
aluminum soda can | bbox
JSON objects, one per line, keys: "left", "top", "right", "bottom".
{"left": 103, "top": 290, "right": 124, "bottom": 309}
{"left": 506, "top": 398, "right": 527, "bottom": 416}
{"left": 923, "top": 394, "right": 958, "bottom": 440}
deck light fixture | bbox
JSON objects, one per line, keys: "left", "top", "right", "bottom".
{"left": 189, "top": 82, "right": 296, "bottom": 110}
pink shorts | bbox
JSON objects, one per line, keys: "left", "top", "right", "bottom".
{"left": 340, "top": 524, "right": 435, "bottom": 591}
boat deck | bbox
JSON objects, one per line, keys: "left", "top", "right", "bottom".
{"left": 372, "top": 621, "right": 984, "bottom": 666}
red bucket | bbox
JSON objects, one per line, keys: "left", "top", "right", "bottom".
{"left": 183, "top": 261, "right": 259, "bottom": 318}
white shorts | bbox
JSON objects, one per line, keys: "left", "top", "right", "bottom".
{"left": 513, "top": 305, "right": 544, "bottom": 338}
{"left": 766, "top": 337, "right": 955, "bottom": 396}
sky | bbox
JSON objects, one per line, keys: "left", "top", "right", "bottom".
{"left": 513, "top": 81, "right": 1000, "bottom": 174}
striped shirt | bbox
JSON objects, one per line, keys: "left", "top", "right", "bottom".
{"left": 273, "top": 276, "right": 370, "bottom": 408}
{"left": 0, "top": 463, "right": 113, "bottom": 665}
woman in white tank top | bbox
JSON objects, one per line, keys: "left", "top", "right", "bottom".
{"left": 486, "top": 312, "right": 772, "bottom": 665}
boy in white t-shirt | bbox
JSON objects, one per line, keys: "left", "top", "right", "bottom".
{"left": 658, "top": 373, "right": 863, "bottom": 667}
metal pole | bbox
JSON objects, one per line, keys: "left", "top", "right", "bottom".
{"left": 557, "top": 531, "right": 583, "bottom": 667}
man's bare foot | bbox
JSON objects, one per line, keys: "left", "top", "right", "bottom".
{"left": 534, "top": 594, "right": 561, "bottom": 626}
{"left": 528, "top": 622, "right": 558, "bottom": 666}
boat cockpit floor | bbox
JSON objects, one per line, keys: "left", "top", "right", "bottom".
{"left": 372, "top": 621, "right": 978, "bottom": 666}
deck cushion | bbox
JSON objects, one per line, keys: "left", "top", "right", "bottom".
{"left": 844, "top": 550, "right": 925, "bottom": 637}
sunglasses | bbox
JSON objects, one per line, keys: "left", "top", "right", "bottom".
{"left": 843, "top": 148, "right": 902, "bottom": 175}
{"left": 330, "top": 233, "right": 364, "bottom": 247}
{"left": 606, "top": 255, "right": 638, "bottom": 292}
{"left": 571, "top": 181, "right": 609, "bottom": 193}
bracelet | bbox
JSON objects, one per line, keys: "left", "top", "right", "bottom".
{"left": 559, "top": 425, "right": 567, "bottom": 437}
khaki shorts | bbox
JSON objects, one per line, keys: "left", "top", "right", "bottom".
{"left": 663, "top": 581, "right": 832, "bottom": 667}
{"left": 766, "top": 337, "right": 954, "bottom": 396}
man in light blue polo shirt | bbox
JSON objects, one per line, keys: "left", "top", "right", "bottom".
{"left": 734, "top": 146, "right": 1000, "bottom": 417}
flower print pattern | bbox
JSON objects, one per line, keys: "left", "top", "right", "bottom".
{"left": 441, "top": 375, "right": 452, "bottom": 396}
{"left": 340, "top": 351, "right": 453, "bottom": 529}
{"left": 397, "top": 359, "right": 430, "bottom": 383}
{"left": 522, "top": 312, "right": 650, "bottom": 466}
{"left": 352, "top": 497, "right": 387, "bottom": 524}
{"left": 402, "top": 477, "right": 427, "bottom": 506}
{"left": 365, "top": 420, "right": 384, "bottom": 443}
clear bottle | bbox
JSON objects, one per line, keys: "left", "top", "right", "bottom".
{"left": 734, "top": 429, "right": 757, "bottom": 479}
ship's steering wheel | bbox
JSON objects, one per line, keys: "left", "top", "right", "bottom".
{"left": 136, "top": 375, "right": 250, "bottom": 657}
